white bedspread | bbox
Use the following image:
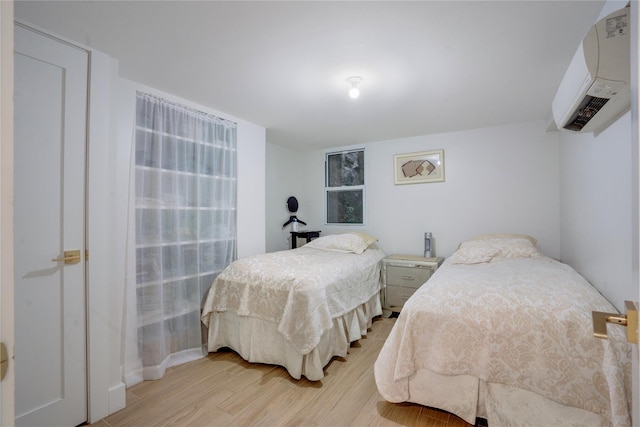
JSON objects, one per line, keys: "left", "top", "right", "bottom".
{"left": 375, "top": 257, "right": 631, "bottom": 426}
{"left": 201, "top": 246, "right": 386, "bottom": 355}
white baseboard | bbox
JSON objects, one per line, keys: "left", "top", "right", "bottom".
{"left": 109, "top": 382, "right": 127, "bottom": 415}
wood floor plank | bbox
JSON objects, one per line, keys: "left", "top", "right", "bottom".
{"left": 421, "top": 406, "right": 453, "bottom": 423}
{"left": 91, "top": 317, "right": 475, "bottom": 427}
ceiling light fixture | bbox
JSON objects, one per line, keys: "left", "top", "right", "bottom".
{"left": 346, "top": 76, "right": 363, "bottom": 99}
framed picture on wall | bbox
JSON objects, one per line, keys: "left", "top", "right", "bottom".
{"left": 394, "top": 149, "right": 444, "bottom": 185}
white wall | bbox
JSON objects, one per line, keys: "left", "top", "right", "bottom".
{"left": 267, "top": 120, "right": 561, "bottom": 259}
{"left": 265, "top": 143, "right": 308, "bottom": 252}
{"left": 557, "top": 0, "right": 636, "bottom": 313}
{"left": 87, "top": 50, "right": 125, "bottom": 421}
{"left": 237, "top": 125, "right": 267, "bottom": 258}
{"left": 559, "top": 112, "right": 634, "bottom": 312}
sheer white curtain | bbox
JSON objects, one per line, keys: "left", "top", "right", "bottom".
{"left": 124, "top": 92, "right": 237, "bottom": 385}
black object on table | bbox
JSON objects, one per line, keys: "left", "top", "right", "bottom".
{"left": 290, "top": 231, "right": 321, "bottom": 249}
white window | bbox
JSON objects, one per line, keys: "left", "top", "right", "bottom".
{"left": 325, "top": 148, "right": 365, "bottom": 225}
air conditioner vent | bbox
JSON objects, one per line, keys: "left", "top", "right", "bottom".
{"left": 562, "top": 96, "right": 610, "bottom": 131}
{"left": 552, "top": 6, "right": 630, "bottom": 134}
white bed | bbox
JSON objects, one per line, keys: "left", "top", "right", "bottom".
{"left": 374, "top": 234, "right": 631, "bottom": 427}
{"left": 201, "top": 232, "right": 386, "bottom": 380}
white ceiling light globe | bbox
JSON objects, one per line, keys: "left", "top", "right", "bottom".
{"left": 346, "top": 76, "right": 363, "bottom": 100}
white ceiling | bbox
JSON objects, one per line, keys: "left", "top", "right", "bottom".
{"left": 15, "top": 1, "right": 606, "bottom": 150}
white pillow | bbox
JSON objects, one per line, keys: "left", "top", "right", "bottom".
{"left": 304, "top": 232, "right": 378, "bottom": 254}
{"left": 449, "top": 236, "right": 541, "bottom": 264}
{"left": 492, "top": 238, "right": 542, "bottom": 260}
{"left": 449, "top": 240, "right": 500, "bottom": 264}
{"left": 470, "top": 233, "right": 537, "bottom": 245}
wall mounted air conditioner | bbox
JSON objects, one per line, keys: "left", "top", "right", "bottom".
{"left": 552, "top": 6, "right": 630, "bottom": 135}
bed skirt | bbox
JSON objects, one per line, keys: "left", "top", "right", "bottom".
{"left": 204, "top": 293, "right": 382, "bottom": 381}
{"left": 377, "top": 367, "right": 609, "bottom": 427}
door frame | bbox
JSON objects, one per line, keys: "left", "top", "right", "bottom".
{"left": 0, "top": 1, "right": 15, "bottom": 425}
{"left": 632, "top": 1, "right": 640, "bottom": 426}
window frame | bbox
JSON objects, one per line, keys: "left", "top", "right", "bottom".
{"left": 324, "top": 148, "right": 366, "bottom": 226}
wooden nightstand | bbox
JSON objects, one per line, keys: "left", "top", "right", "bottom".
{"left": 381, "top": 254, "right": 444, "bottom": 313}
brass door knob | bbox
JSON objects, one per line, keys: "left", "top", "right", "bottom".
{"left": 1, "top": 342, "right": 8, "bottom": 381}
{"left": 593, "top": 301, "right": 638, "bottom": 344}
{"left": 51, "top": 250, "right": 81, "bottom": 265}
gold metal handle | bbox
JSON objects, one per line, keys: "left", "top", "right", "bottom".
{"left": 1, "top": 342, "right": 8, "bottom": 381}
{"left": 593, "top": 300, "right": 638, "bottom": 344}
{"left": 51, "top": 250, "right": 81, "bottom": 265}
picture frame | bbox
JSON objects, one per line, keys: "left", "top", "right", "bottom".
{"left": 393, "top": 149, "right": 444, "bottom": 185}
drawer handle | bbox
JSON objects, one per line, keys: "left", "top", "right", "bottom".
{"left": 400, "top": 275, "right": 416, "bottom": 281}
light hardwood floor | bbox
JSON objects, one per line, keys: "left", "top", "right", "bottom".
{"left": 90, "top": 317, "right": 476, "bottom": 427}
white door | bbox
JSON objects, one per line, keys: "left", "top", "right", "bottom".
{"left": 14, "top": 24, "right": 88, "bottom": 427}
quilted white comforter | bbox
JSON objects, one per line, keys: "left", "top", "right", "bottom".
{"left": 375, "top": 257, "right": 631, "bottom": 426}
{"left": 201, "top": 246, "right": 386, "bottom": 355}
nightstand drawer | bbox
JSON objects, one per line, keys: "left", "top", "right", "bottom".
{"left": 386, "top": 265, "right": 433, "bottom": 289}
{"left": 386, "top": 285, "right": 418, "bottom": 308}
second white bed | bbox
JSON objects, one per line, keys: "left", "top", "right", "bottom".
{"left": 375, "top": 235, "right": 632, "bottom": 427}
{"left": 202, "top": 232, "right": 386, "bottom": 380}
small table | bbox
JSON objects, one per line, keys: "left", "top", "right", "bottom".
{"left": 381, "top": 254, "right": 444, "bottom": 313}
{"left": 290, "top": 230, "right": 321, "bottom": 249}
